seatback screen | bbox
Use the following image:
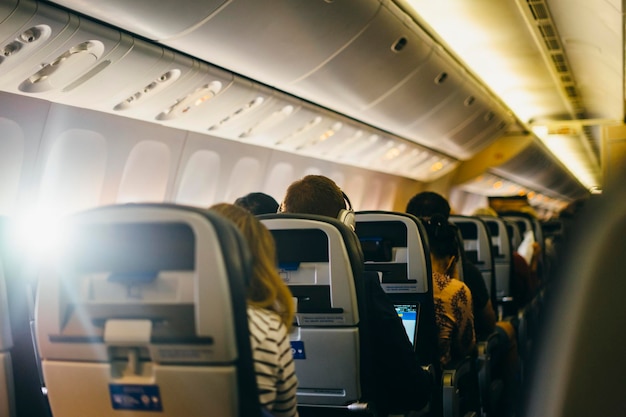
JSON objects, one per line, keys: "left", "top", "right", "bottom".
{"left": 67, "top": 222, "right": 195, "bottom": 273}
{"left": 395, "top": 303, "right": 418, "bottom": 346}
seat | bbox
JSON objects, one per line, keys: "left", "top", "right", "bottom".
{"left": 449, "top": 216, "right": 496, "bottom": 302}
{"left": 449, "top": 215, "right": 505, "bottom": 417}
{"left": 500, "top": 213, "right": 544, "bottom": 282}
{"left": 354, "top": 211, "right": 436, "bottom": 368}
{"left": 478, "top": 216, "right": 514, "bottom": 317}
{"left": 355, "top": 211, "right": 477, "bottom": 417}
{"left": 34, "top": 204, "right": 261, "bottom": 417}
{"left": 260, "top": 213, "right": 373, "bottom": 415}
{"left": 0, "top": 217, "right": 51, "bottom": 417}
{"left": 500, "top": 214, "right": 543, "bottom": 369}
{"left": 504, "top": 220, "right": 522, "bottom": 253}
{"left": 0, "top": 218, "right": 16, "bottom": 417}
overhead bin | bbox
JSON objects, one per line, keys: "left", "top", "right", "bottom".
{"left": 491, "top": 141, "right": 589, "bottom": 201}
{"left": 291, "top": 2, "right": 512, "bottom": 160}
{"left": 3, "top": 0, "right": 587, "bottom": 205}
{"left": 52, "top": 0, "right": 382, "bottom": 86}
{"left": 388, "top": 49, "right": 511, "bottom": 158}
{"left": 291, "top": 3, "right": 433, "bottom": 114}
{"left": 47, "top": 0, "right": 228, "bottom": 41}
{"left": 49, "top": 0, "right": 512, "bottom": 160}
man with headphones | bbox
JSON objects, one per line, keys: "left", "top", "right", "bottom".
{"left": 280, "top": 175, "right": 432, "bottom": 415}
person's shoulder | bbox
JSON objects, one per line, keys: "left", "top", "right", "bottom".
{"left": 461, "top": 261, "right": 487, "bottom": 289}
{"left": 247, "top": 306, "right": 283, "bottom": 334}
{"left": 462, "top": 259, "right": 482, "bottom": 277}
{"left": 447, "top": 279, "right": 473, "bottom": 308}
{"left": 451, "top": 278, "right": 472, "bottom": 294}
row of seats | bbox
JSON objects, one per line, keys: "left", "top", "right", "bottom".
{"left": 0, "top": 204, "right": 550, "bottom": 417}
{"left": 449, "top": 213, "right": 549, "bottom": 406}
{"left": 261, "top": 211, "right": 484, "bottom": 417}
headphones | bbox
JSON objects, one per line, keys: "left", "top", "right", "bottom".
{"left": 337, "top": 191, "right": 356, "bottom": 231}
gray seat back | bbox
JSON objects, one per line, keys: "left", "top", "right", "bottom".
{"left": 450, "top": 215, "right": 495, "bottom": 301}
{"left": 261, "top": 213, "right": 365, "bottom": 409}
{"left": 479, "top": 216, "right": 513, "bottom": 302}
{"left": 0, "top": 221, "right": 15, "bottom": 417}
{"left": 354, "top": 211, "right": 437, "bottom": 367}
{"left": 35, "top": 204, "right": 260, "bottom": 417}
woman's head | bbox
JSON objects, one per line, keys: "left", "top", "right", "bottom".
{"left": 423, "top": 213, "right": 459, "bottom": 275}
{"left": 234, "top": 192, "right": 279, "bottom": 215}
{"left": 210, "top": 203, "right": 294, "bottom": 330}
{"left": 406, "top": 191, "right": 451, "bottom": 220}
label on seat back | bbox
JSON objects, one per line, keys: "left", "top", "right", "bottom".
{"left": 109, "top": 384, "right": 163, "bottom": 411}
{"left": 290, "top": 341, "right": 306, "bottom": 359}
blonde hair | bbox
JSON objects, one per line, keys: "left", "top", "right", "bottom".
{"left": 210, "top": 203, "right": 295, "bottom": 331}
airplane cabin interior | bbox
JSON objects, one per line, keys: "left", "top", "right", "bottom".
{"left": 0, "top": 1, "right": 625, "bottom": 416}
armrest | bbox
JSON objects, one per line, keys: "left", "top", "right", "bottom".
{"left": 477, "top": 331, "right": 500, "bottom": 358}
{"left": 441, "top": 356, "right": 475, "bottom": 417}
{"left": 476, "top": 330, "right": 505, "bottom": 415}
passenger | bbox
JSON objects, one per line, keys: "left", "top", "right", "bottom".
{"left": 422, "top": 214, "right": 476, "bottom": 365}
{"left": 406, "top": 192, "right": 497, "bottom": 339}
{"left": 280, "top": 175, "right": 432, "bottom": 414}
{"left": 209, "top": 203, "right": 298, "bottom": 417}
{"left": 234, "top": 192, "right": 280, "bottom": 215}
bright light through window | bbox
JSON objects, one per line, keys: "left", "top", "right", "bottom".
{"left": 10, "top": 208, "right": 70, "bottom": 262}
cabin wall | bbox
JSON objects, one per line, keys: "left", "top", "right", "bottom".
{"left": 0, "top": 91, "right": 427, "bottom": 218}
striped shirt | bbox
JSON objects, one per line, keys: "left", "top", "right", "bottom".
{"left": 247, "top": 306, "right": 299, "bottom": 417}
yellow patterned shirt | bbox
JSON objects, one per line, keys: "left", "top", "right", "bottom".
{"left": 432, "top": 271, "right": 476, "bottom": 366}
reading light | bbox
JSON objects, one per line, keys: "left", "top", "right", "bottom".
{"left": 430, "top": 161, "right": 444, "bottom": 172}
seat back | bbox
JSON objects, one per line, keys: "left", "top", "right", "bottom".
{"left": 35, "top": 204, "right": 260, "bottom": 417}
{"left": 260, "top": 213, "right": 367, "bottom": 409}
{"left": 354, "top": 211, "right": 437, "bottom": 367}
{"left": 478, "top": 216, "right": 514, "bottom": 303}
{"left": 504, "top": 219, "right": 522, "bottom": 251}
{"left": 450, "top": 216, "right": 496, "bottom": 302}
{"left": 1, "top": 217, "right": 51, "bottom": 417}
{"left": 0, "top": 219, "right": 16, "bottom": 417}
